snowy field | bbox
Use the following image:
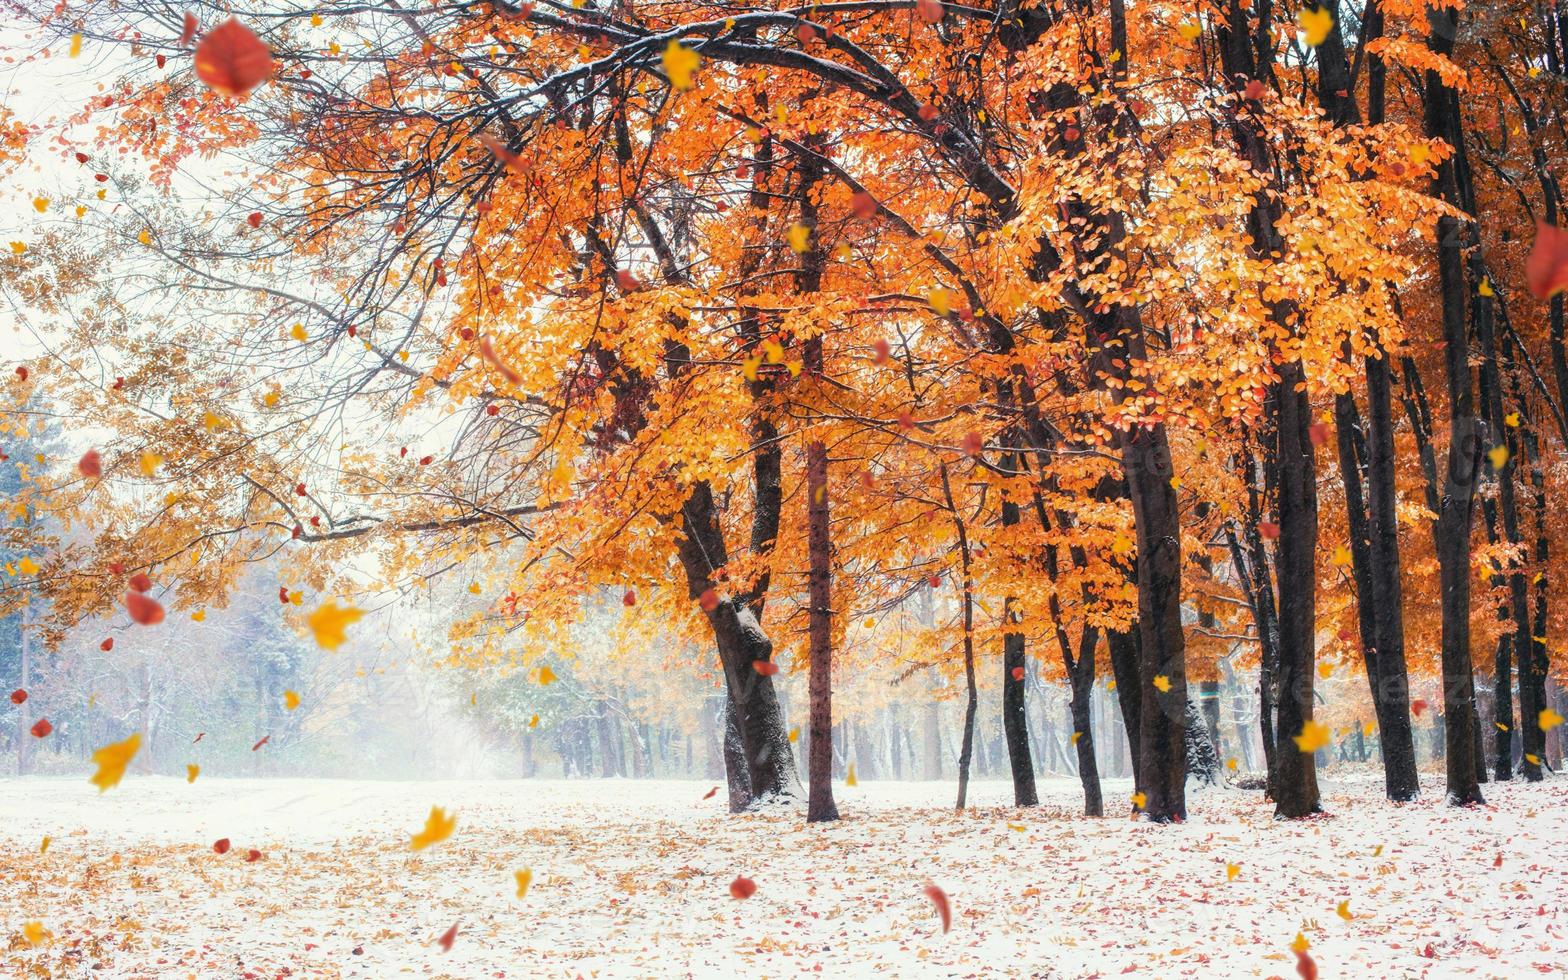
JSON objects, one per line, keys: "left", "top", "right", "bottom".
{"left": 2, "top": 774, "right": 1565, "bottom": 979}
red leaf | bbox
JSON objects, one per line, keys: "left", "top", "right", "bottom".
{"left": 1411, "top": 698, "right": 1428, "bottom": 717}
{"left": 1244, "top": 79, "right": 1267, "bottom": 101}
{"left": 194, "top": 19, "right": 274, "bottom": 97}
{"left": 702, "top": 786, "right": 718, "bottom": 800}
{"left": 78, "top": 449, "right": 102, "bottom": 477}
{"left": 1308, "top": 422, "right": 1329, "bottom": 446}
{"left": 435, "top": 922, "right": 459, "bottom": 951}
{"left": 729, "top": 875, "right": 757, "bottom": 899}
{"left": 622, "top": 589, "right": 636, "bottom": 607}
{"left": 247, "top": 212, "right": 262, "bottom": 228}
{"left": 100, "top": 638, "right": 114, "bottom": 652}
{"left": 753, "top": 660, "right": 780, "bottom": 677}
{"left": 294, "top": 482, "right": 306, "bottom": 496}
{"left": 128, "top": 572, "right": 152, "bottom": 593}
{"left": 15, "top": 366, "right": 28, "bottom": 382}
{"left": 193, "top": 732, "right": 204, "bottom": 743}
{"left": 156, "top": 53, "right": 166, "bottom": 68}
{"left": 179, "top": 12, "right": 198, "bottom": 45}
{"left": 918, "top": 103, "right": 939, "bottom": 122}
{"left": 486, "top": 404, "right": 500, "bottom": 416}
{"left": 923, "top": 882, "right": 951, "bottom": 933}
{"left": 961, "top": 431, "right": 983, "bottom": 456}
{"left": 213, "top": 837, "right": 230, "bottom": 854}
{"left": 698, "top": 588, "right": 720, "bottom": 612}
{"left": 74, "top": 151, "right": 89, "bottom": 164}
{"left": 31, "top": 718, "right": 52, "bottom": 738}
{"left": 873, "top": 338, "right": 891, "bottom": 364}
{"left": 479, "top": 335, "right": 523, "bottom": 384}
{"left": 1295, "top": 949, "right": 1317, "bottom": 980}
{"left": 126, "top": 591, "right": 165, "bottom": 625}
{"left": 9, "top": 689, "right": 24, "bottom": 704}
{"left": 478, "top": 133, "right": 529, "bottom": 174}
{"left": 1258, "top": 521, "right": 1280, "bottom": 540}
{"left": 1526, "top": 221, "right": 1568, "bottom": 300}
{"left": 109, "top": 562, "right": 124, "bottom": 574}
{"left": 927, "top": 573, "right": 941, "bottom": 587}
{"left": 245, "top": 849, "right": 262, "bottom": 862}
{"left": 915, "top": 0, "right": 943, "bottom": 23}
{"left": 851, "top": 191, "right": 878, "bottom": 221}
{"left": 252, "top": 735, "right": 270, "bottom": 751}
{"left": 1011, "top": 666, "right": 1025, "bottom": 682}
{"left": 279, "top": 587, "right": 291, "bottom": 604}
{"left": 419, "top": 455, "right": 434, "bottom": 466}
{"left": 615, "top": 269, "right": 642, "bottom": 292}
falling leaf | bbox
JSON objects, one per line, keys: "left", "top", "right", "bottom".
{"left": 1130, "top": 790, "right": 1146, "bottom": 809}
{"left": 140, "top": 452, "right": 163, "bottom": 476}
{"left": 1540, "top": 707, "right": 1565, "bottom": 731}
{"left": 31, "top": 718, "right": 52, "bottom": 738}
{"left": 788, "top": 726, "right": 799, "bottom": 742}
{"left": 1152, "top": 675, "right": 1171, "bottom": 693}
{"left": 698, "top": 588, "right": 720, "bottom": 612}
{"left": 39, "top": 836, "right": 50, "bottom": 853}
{"left": 846, "top": 762, "right": 858, "bottom": 787}
{"left": 927, "top": 287, "right": 953, "bottom": 316}
{"left": 410, "top": 806, "right": 457, "bottom": 850}
{"left": 78, "top": 448, "right": 102, "bottom": 478}
{"left": 22, "top": 921, "right": 48, "bottom": 947}
{"left": 1178, "top": 21, "right": 1201, "bottom": 39}
{"left": 479, "top": 335, "right": 523, "bottom": 384}
{"left": 252, "top": 735, "right": 270, "bottom": 751}
{"left": 1337, "top": 899, "right": 1352, "bottom": 920}
{"left": 126, "top": 591, "right": 165, "bottom": 626}
{"left": 179, "top": 12, "right": 199, "bottom": 45}
{"left": 187, "top": 764, "right": 200, "bottom": 783}
{"left": 662, "top": 39, "right": 699, "bottom": 90}
{"left": 32, "top": 197, "right": 48, "bottom": 213}
{"left": 1526, "top": 221, "right": 1568, "bottom": 299}
{"left": 1488, "top": 444, "right": 1510, "bottom": 470}
{"left": 1293, "top": 720, "right": 1331, "bottom": 753}
{"left": 9, "top": 689, "right": 24, "bottom": 704}
{"left": 284, "top": 690, "right": 301, "bottom": 711}
{"left": 1297, "top": 8, "right": 1333, "bottom": 47}
{"left": 1296, "top": 948, "right": 1318, "bottom": 980}
{"left": 89, "top": 732, "right": 142, "bottom": 792}
{"left": 213, "top": 837, "right": 231, "bottom": 854}
{"left": 1332, "top": 545, "right": 1352, "bottom": 567}
{"left": 1226, "top": 862, "right": 1240, "bottom": 881}
{"left": 1411, "top": 698, "right": 1428, "bottom": 717}
{"left": 787, "top": 223, "right": 811, "bottom": 253}
{"left": 194, "top": 18, "right": 274, "bottom": 97}
{"left": 307, "top": 601, "right": 363, "bottom": 649}
{"left": 435, "top": 922, "right": 459, "bottom": 951}
{"left": 923, "top": 882, "right": 951, "bottom": 933}
{"left": 527, "top": 714, "right": 539, "bottom": 728}
{"left": 68, "top": 33, "right": 81, "bottom": 57}
{"left": 18, "top": 556, "right": 38, "bottom": 575}
{"left": 291, "top": 323, "right": 308, "bottom": 342}
{"left": 702, "top": 786, "right": 718, "bottom": 800}
{"left": 514, "top": 868, "right": 532, "bottom": 898}
{"left": 752, "top": 659, "right": 780, "bottom": 676}
{"left": 536, "top": 664, "right": 558, "bottom": 685}
{"left": 729, "top": 875, "right": 757, "bottom": 899}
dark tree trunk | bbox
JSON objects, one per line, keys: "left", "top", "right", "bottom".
{"left": 1002, "top": 623, "right": 1038, "bottom": 806}
{"left": 1107, "top": 628, "right": 1142, "bottom": 784}
{"left": 1425, "top": 4, "right": 1486, "bottom": 805}
{"left": 1068, "top": 627, "right": 1104, "bottom": 815}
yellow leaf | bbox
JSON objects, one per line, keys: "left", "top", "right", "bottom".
{"left": 75, "top": 206, "right": 86, "bottom": 218}
{"left": 39, "top": 836, "right": 50, "bottom": 853}
{"left": 203, "top": 410, "right": 226, "bottom": 432}
{"left": 787, "top": 223, "right": 811, "bottom": 253}
{"left": 1478, "top": 277, "right": 1494, "bottom": 297}
{"left": 515, "top": 868, "right": 532, "bottom": 898}
{"left": 1177, "top": 22, "right": 1201, "bottom": 40}
{"left": 187, "top": 763, "right": 200, "bottom": 783}
{"left": 741, "top": 355, "right": 762, "bottom": 382}
{"left": 263, "top": 390, "right": 280, "bottom": 407}
{"left": 536, "top": 664, "right": 558, "bottom": 685}
{"left": 18, "top": 557, "right": 38, "bottom": 575}
{"left": 846, "top": 762, "right": 858, "bottom": 786}
{"left": 1008, "top": 822, "right": 1026, "bottom": 831}
{"left": 1106, "top": 679, "right": 1116, "bottom": 692}
{"left": 307, "top": 601, "right": 364, "bottom": 649}
{"left": 311, "top": 12, "right": 323, "bottom": 25}
{"left": 788, "top": 726, "right": 799, "bottom": 742}
{"left": 1226, "top": 862, "right": 1239, "bottom": 881}
{"left": 1332, "top": 545, "right": 1352, "bottom": 567}
{"left": 1409, "top": 143, "right": 1431, "bottom": 165}
{"left": 8, "top": 242, "right": 25, "bottom": 254}
{"left": 927, "top": 287, "right": 953, "bottom": 316}
{"left": 467, "top": 581, "right": 482, "bottom": 595}
{"left": 291, "top": 323, "right": 308, "bottom": 342}
{"left": 289, "top": 589, "right": 303, "bottom": 606}
{"left": 761, "top": 339, "right": 784, "bottom": 363}
{"left": 138, "top": 229, "right": 151, "bottom": 246}
{"left": 1070, "top": 731, "right": 1082, "bottom": 744}
{"left": 191, "top": 609, "right": 205, "bottom": 621}
{"left": 1540, "top": 707, "right": 1565, "bottom": 732}
{"left": 1488, "top": 445, "right": 1510, "bottom": 470}
{"left": 1525, "top": 753, "right": 1542, "bottom": 765}
{"left": 1111, "top": 534, "right": 1134, "bottom": 556}
{"left": 1337, "top": 899, "right": 1352, "bottom": 920}
{"left": 1497, "top": 721, "right": 1509, "bottom": 731}
{"left": 89, "top": 732, "right": 142, "bottom": 792}
{"left": 1169, "top": 476, "right": 1182, "bottom": 489}
{"left": 1291, "top": 932, "right": 1310, "bottom": 953}
{"left": 1130, "top": 790, "right": 1146, "bottom": 809}
{"left": 69, "top": 33, "right": 81, "bottom": 57}
{"left": 1297, "top": 8, "right": 1332, "bottom": 46}
{"left": 528, "top": 713, "right": 539, "bottom": 728}
{"left": 1372, "top": 844, "right": 1383, "bottom": 857}
{"left": 32, "top": 197, "right": 48, "bottom": 213}
{"left": 1153, "top": 674, "right": 1171, "bottom": 693}
{"left": 662, "top": 40, "right": 700, "bottom": 90}
{"left": 409, "top": 805, "right": 457, "bottom": 850}
{"left": 140, "top": 452, "right": 163, "bottom": 477}
{"left": 284, "top": 690, "right": 301, "bottom": 711}
{"left": 1505, "top": 412, "right": 1520, "bottom": 428}
{"left": 1292, "top": 720, "right": 1331, "bottom": 753}
{"left": 1317, "top": 661, "right": 1333, "bottom": 679}
{"left": 1363, "top": 722, "right": 1376, "bottom": 736}
{"left": 786, "top": 360, "right": 802, "bottom": 378}
{"left": 1225, "top": 757, "right": 1238, "bottom": 770}
{"left": 22, "top": 921, "right": 48, "bottom": 947}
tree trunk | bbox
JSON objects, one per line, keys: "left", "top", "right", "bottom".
{"left": 1068, "top": 627, "right": 1104, "bottom": 816}
{"left": 1002, "top": 623, "right": 1038, "bottom": 806}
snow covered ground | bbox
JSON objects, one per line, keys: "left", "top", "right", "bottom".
{"left": 2, "top": 773, "right": 1565, "bottom": 978}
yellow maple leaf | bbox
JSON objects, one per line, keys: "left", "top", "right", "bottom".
{"left": 1478, "top": 277, "right": 1494, "bottom": 297}
{"left": 1297, "top": 8, "right": 1332, "bottom": 46}
{"left": 1111, "top": 534, "right": 1134, "bottom": 555}
{"left": 307, "top": 601, "right": 363, "bottom": 649}
{"left": 140, "top": 452, "right": 163, "bottom": 477}
{"left": 8, "top": 242, "right": 26, "bottom": 254}
{"left": 1152, "top": 674, "right": 1171, "bottom": 693}
{"left": 69, "top": 32, "right": 81, "bottom": 57}
{"left": 1291, "top": 932, "right": 1310, "bottom": 953}
{"left": 1292, "top": 720, "right": 1331, "bottom": 753}
{"left": 18, "top": 556, "right": 38, "bottom": 575}
{"left": 662, "top": 40, "right": 699, "bottom": 90}
{"left": 22, "top": 921, "right": 48, "bottom": 946}
{"left": 1525, "top": 752, "right": 1542, "bottom": 765}
{"left": 311, "top": 12, "right": 323, "bottom": 25}
{"left": 741, "top": 354, "right": 762, "bottom": 382}
{"left": 1130, "top": 790, "right": 1146, "bottom": 809}
{"left": 1363, "top": 721, "right": 1376, "bottom": 736}
{"left": 846, "top": 762, "right": 858, "bottom": 786}
{"left": 788, "top": 726, "right": 799, "bottom": 743}
{"left": 927, "top": 287, "right": 953, "bottom": 316}
{"left": 761, "top": 339, "right": 784, "bottom": 363}
{"left": 1317, "top": 661, "right": 1333, "bottom": 679}
{"left": 1226, "top": 862, "right": 1239, "bottom": 881}
{"left": 39, "top": 836, "right": 50, "bottom": 853}
{"left": 528, "top": 713, "right": 539, "bottom": 728}
{"left": 1332, "top": 545, "right": 1352, "bottom": 567}
{"left": 89, "top": 732, "right": 142, "bottom": 792}
{"left": 1225, "top": 757, "right": 1238, "bottom": 770}
{"left": 787, "top": 223, "right": 811, "bottom": 253}
{"left": 410, "top": 805, "right": 457, "bottom": 850}
{"left": 536, "top": 664, "right": 558, "bottom": 685}
{"left": 1504, "top": 412, "right": 1520, "bottom": 427}
{"left": 291, "top": 323, "right": 308, "bottom": 342}
{"left": 263, "top": 390, "right": 280, "bottom": 407}
{"left": 1336, "top": 899, "right": 1352, "bottom": 920}
{"left": 32, "top": 197, "right": 48, "bottom": 213}
{"left": 1177, "top": 22, "right": 1201, "bottom": 40}
{"left": 1488, "top": 444, "right": 1510, "bottom": 470}
{"left": 187, "top": 763, "right": 200, "bottom": 783}
{"left": 1070, "top": 731, "right": 1082, "bottom": 745}
{"left": 284, "top": 690, "right": 301, "bottom": 711}
{"left": 1539, "top": 707, "right": 1565, "bottom": 732}
{"left": 515, "top": 867, "right": 532, "bottom": 898}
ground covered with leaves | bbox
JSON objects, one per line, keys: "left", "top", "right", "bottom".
{"left": 2, "top": 774, "right": 1564, "bottom": 978}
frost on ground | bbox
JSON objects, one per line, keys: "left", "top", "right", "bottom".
{"left": 2, "top": 774, "right": 1565, "bottom": 979}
